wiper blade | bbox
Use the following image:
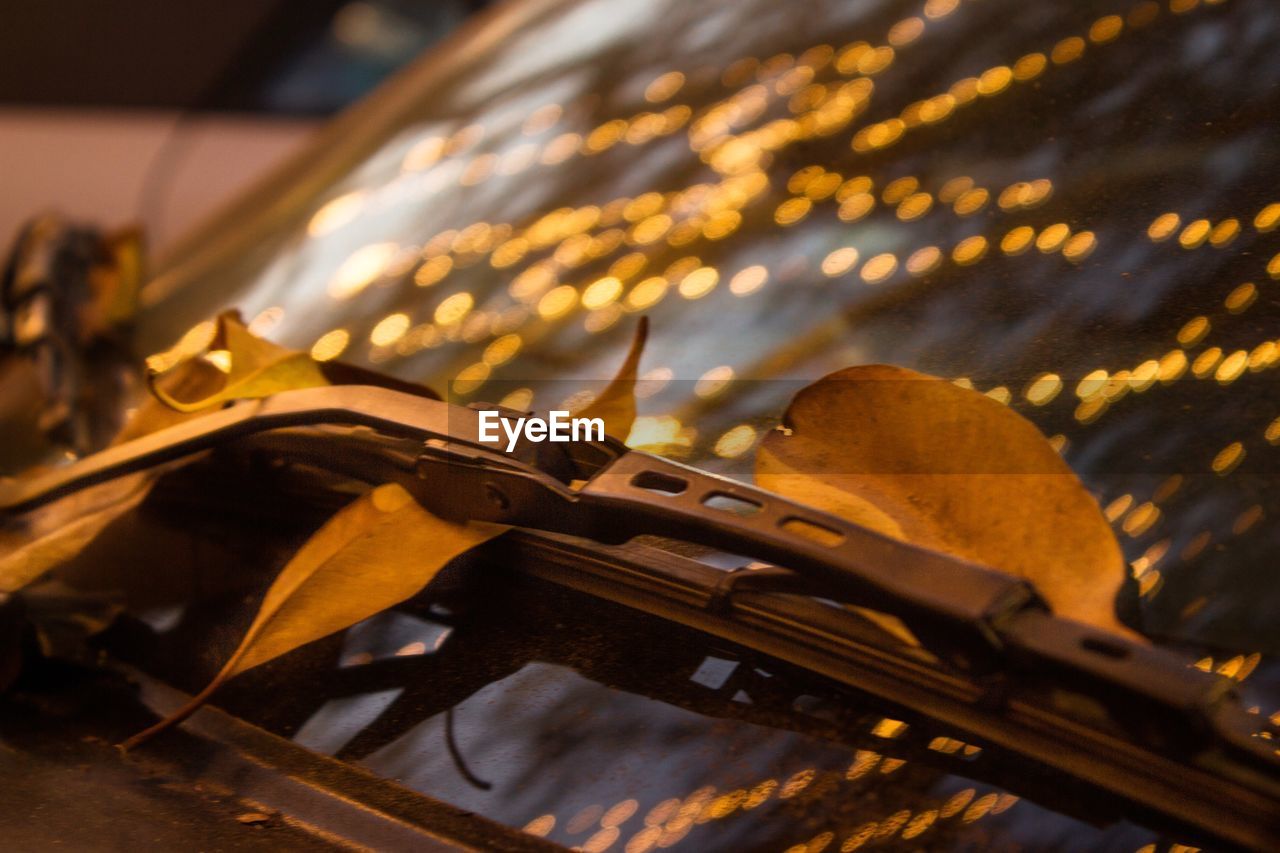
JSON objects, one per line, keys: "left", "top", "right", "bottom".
{"left": 2, "top": 385, "right": 1277, "bottom": 847}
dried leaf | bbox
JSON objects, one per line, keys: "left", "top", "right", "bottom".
{"left": 0, "top": 334, "right": 228, "bottom": 592}
{"left": 147, "top": 310, "right": 330, "bottom": 413}
{"left": 0, "top": 356, "right": 53, "bottom": 473}
{"left": 0, "top": 475, "right": 153, "bottom": 595}
{"left": 119, "top": 313, "right": 439, "bottom": 444}
{"left": 86, "top": 226, "right": 145, "bottom": 334}
{"left": 112, "top": 359, "right": 229, "bottom": 444}
{"left": 578, "top": 317, "right": 648, "bottom": 440}
{"left": 122, "top": 483, "right": 505, "bottom": 748}
{"left": 757, "top": 365, "right": 1135, "bottom": 637}
{"left": 1, "top": 318, "right": 230, "bottom": 591}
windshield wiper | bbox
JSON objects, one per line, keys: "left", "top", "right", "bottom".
{"left": 3, "top": 385, "right": 1278, "bottom": 848}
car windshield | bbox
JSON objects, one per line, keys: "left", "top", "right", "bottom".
{"left": 132, "top": 0, "right": 1280, "bottom": 847}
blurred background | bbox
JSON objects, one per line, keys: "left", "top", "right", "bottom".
{"left": 0, "top": 0, "right": 490, "bottom": 251}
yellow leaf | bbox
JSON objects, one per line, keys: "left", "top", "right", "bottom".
{"left": 88, "top": 226, "right": 145, "bottom": 332}
{"left": 120, "top": 311, "right": 438, "bottom": 442}
{"left": 113, "top": 359, "right": 229, "bottom": 444}
{"left": 578, "top": 316, "right": 648, "bottom": 440}
{"left": 757, "top": 365, "right": 1136, "bottom": 638}
{"left": 0, "top": 356, "right": 53, "bottom": 473}
{"left": 2, "top": 307, "right": 447, "bottom": 665}
{"left": 122, "top": 483, "right": 505, "bottom": 748}
{"left": 0, "top": 475, "right": 153, "bottom": 595}
{"left": 147, "top": 310, "right": 330, "bottom": 413}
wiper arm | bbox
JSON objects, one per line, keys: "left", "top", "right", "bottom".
{"left": 1, "top": 385, "right": 1040, "bottom": 667}
{"left": 2, "top": 385, "right": 1277, "bottom": 847}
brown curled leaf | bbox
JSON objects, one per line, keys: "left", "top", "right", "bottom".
{"left": 577, "top": 316, "right": 648, "bottom": 441}
{"left": 118, "top": 311, "right": 438, "bottom": 443}
{"left": 756, "top": 364, "right": 1135, "bottom": 638}
{"left": 121, "top": 483, "right": 505, "bottom": 749}
{"left": 146, "top": 310, "right": 330, "bottom": 413}
{"left": 0, "top": 474, "right": 154, "bottom": 595}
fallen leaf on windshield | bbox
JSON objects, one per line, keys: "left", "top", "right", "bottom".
{"left": 121, "top": 482, "right": 505, "bottom": 749}
{"left": 146, "top": 310, "right": 330, "bottom": 413}
{"left": 4, "top": 307, "right": 450, "bottom": 687}
{"left": 3, "top": 314, "right": 279, "bottom": 595}
{"left": 577, "top": 316, "right": 648, "bottom": 440}
{"left": 117, "top": 311, "right": 438, "bottom": 442}
{"left": 757, "top": 364, "right": 1135, "bottom": 638}
{"left": 85, "top": 226, "right": 145, "bottom": 336}
{"left": 112, "top": 359, "right": 229, "bottom": 444}
{"left": 0, "top": 475, "right": 154, "bottom": 595}
{"left": 0, "top": 328, "right": 269, "bottom": 603}
{"left": 0, "top": 356, "right": 54, "bottom": 473}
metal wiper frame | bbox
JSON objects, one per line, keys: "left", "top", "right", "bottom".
{"left": 2, "top": 385, "right": 1278, "bottom": 849}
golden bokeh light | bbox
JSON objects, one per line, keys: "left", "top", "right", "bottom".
{"left": 860, "top": 253, "right": 898, "bottom": 284}
{"left": 1225, "top": 282, "right": 1256, "bottom": 313}
{"left": 714, "top": 424, "right": 758, "bottom": 458}
{"left": 499, "top": 387, "right": 534, "bottom": 410}
{"left": 483, "top": 333, "right": 522, "bottom": 366}
{"left": 1025, "top": 373, "right": 1062, "bottom": 405}
{"left": 1212, "top": 441, "right": 1245, "bottom": 475}
{"left": 1215, "top": 350, "right": 1248, "bottom": 384}
{"left": 1089, "top": 15, "right": 1124, "bottom": 43}
{"left": 1147, "top": 212, "right": 1181, "bottom": 241}
{"left": 434, "top": 292, "right": 474, "bottom": 325}
{"left": 537, "top": 284, "right": 579, "bottom": 319}
{"left": 328, "top": 242, "right": 398, "bottom": 300}
{"left": 1062, "top": 231, "right": 1097, "bottom": 262}
{"left": 1051, "top": 36, "right": 1086, "bottom": 64}
{"left": 882, "top": 177, "right": 919, "bottom": 204}
{"left": 1001, "top": 226, "right": 1035, "bottom": 255}
{"left": 452, "top": 361, "right": 490, "bottom": 395}
{"left": 906, "top": 246, "right": 942, "bottom": 276}
{"left": 695, "top": 365, "right": 735, "bottom": 398}
{"left": 774, "top": 197, "right": 813, "bottom": 226}
{"left": 821, "top": 247, "right": 860, "bottom": 277}
{"left": 582, "top": 276, "right": 624, "bottom": 309}
{"left": 414, "top": 255, "right": 453, "bottom": 287}
{"left": 308, "top": 191, "right": 365, "bottom": 237}
{"left": 627, "top": 276, "right": 669, "bottom": 310}
{"left": 838, "top": 192, "right": 876, "bottom": 222}
{"left": 1209, "top": 218, "right": 1240, "bottom": 247}
{"left": 644, "top": 71, "right": 685, "bottom": 103}
{"left": 1254, "top": 202, "right": 1280, "bottom": 232}
{"left": 976, "top": 65, "right": 1013, "bottom": 96}
{"left": 730, "top": 265, "right": 768, "bottom": 295}
{"left": 1176, "top": 315, "right": 1210, "bottom": 346}
{"left": 678, "top": 266, "right": 720, "bottom": 299}
{"left": 952, "top": 187, "right": 989, "bottom": 216}
{"left": 1178, "top": 219, "right": 1211, "bottom": 249}
{"left": 952, "top": 236, "right": 987, "bottom": 266}
{"left": 1012, "top": 52, "right": 1047, "bottom": 81}
{"left": 1191, "top": 346, "right": 1223, "bottom": 377}
{"left": 1035, "top": 223, "right": 1070, "bottom": 253}
{"left": 369, "top": 313, "right": 410, "bottom": 347}
{"left": 896, "top": 192, "right": 933, "bottom": 221}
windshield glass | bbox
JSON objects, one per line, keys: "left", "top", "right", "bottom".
{"left": 148, "top": 0, "right": 1278, "bottom": 655}
{"left": 134, "top": 0, "right": 1279, "bottom": 846}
